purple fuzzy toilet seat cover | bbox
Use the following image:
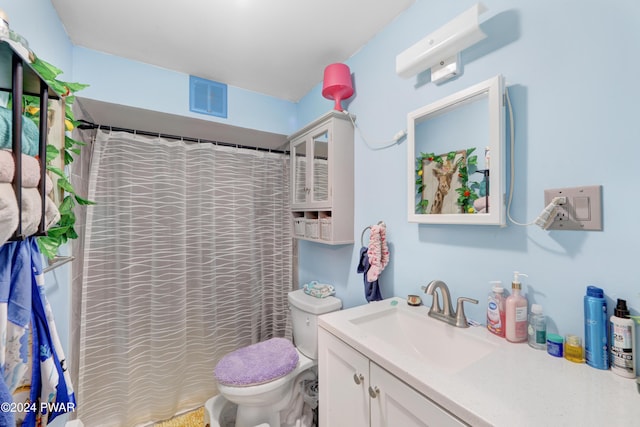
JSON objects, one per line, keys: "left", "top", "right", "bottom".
{"left": 214, "top": 337, "right": 299, "bottom": 386}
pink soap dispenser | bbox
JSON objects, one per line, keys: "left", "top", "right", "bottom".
{"left": 505, "top": 271, "right": 528, "bottom": 343}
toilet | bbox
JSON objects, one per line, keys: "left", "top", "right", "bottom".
{"left": 210, "top": 288, "right": 341, "bottom": 427}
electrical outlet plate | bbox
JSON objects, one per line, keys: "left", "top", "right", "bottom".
{"left": 543, "top": 185, "right": 603, "bottom": 231}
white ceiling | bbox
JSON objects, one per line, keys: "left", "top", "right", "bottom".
{"left": 51, "top": 0, "right": 416, "bottom": 102}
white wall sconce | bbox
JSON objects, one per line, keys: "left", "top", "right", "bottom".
{"left": 396, "top": 3, "right": 487, "bottom": 84}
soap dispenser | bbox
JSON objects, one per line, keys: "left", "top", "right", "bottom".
{"left": 505, "top": 272, "right": 528, "bottom": 343}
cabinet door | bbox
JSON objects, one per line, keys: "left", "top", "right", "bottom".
{"left": 318, "top": 329, "right": 369, "bottom": 427}
{"left": 291, "top": 137, "right": 309, "bottom": 205}
{"left": 310, "top": 126, "right": 330, "bottom": 206}
{"left": 370, "top": 363, "right": 466, "bottom": 427}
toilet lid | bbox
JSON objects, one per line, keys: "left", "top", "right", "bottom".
{"left": 214, "top": 337, "right": 299, "bottom": 386}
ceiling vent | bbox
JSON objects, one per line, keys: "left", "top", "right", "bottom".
{"left": 189, "top": 75, "right": 227, "bottom": 118}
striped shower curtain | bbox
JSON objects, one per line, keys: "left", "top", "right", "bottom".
{"left": 74, "top": 130, "right": 292, "bottom": 426}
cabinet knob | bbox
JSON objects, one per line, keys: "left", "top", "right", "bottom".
{"left": 368, "top": 385, "right": 380, "bottom": 398}
{"left": 353, "top": 373, "right": 364, "bottom": 385}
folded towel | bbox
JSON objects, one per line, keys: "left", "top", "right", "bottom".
{"left": 45, "top": 174, "right": 53, "bottom": 195}
{"left": 45, "top": 196, "right": 60, "bottom": 230}
{"left": 0, "top": 149, "right": 14, "bottom": 183}
{"left": 21, "top": 153, "right": 41, "bottom": 188}
{"left": 473, "top": 197, "right": 488, "bottom": 213}
{"left": 0, "top": 107, "right": 40, "bottom": 156}
{"left": 302, "top": 281, "right": 336, "bottom": 298}
{"left": 0, "top": 183, "right": 19, "bottom": 245}
{"left": 20, "top": 187, "right": 41, "bottom": 237}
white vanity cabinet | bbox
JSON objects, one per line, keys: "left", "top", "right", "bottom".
{"left": 318, "top": 328, "right": 466, "bottom": 427}
{"left": 289, "top": 111, "right": 354, "bottom": 244}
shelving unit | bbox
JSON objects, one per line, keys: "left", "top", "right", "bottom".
{"left": 0, "top": 40, "right": 59, "bottom": 240}
{"left": 289, "top": 111, "right": 354, "bottom": 245}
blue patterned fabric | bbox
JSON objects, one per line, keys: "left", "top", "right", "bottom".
{"left": 0, "top": 239, "right": 75, "bottom": 426}
{"left": 0, "top": 243, "right": 16, "bottom": 426}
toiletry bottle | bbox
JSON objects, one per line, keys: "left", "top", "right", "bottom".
{"left": 527, "top": 304, "right": 546, "bottom": 350}
{"left": 564, "top": 334, "right": 584, "bottom": 363}
{"left": 584, "top": 285, "right": 609, "bottom": 370}
{"left": 505, "top": 272, "right": 528, "bottom": 343}
{"left": 487, "top": 281, "right": 505, "bottom": 338}
{"left": 610, "top": 299, "right": 636, "bottom": 378}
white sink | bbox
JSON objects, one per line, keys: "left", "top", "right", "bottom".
{"left": 347, "top": 300, "right": 497, "bottom": 374}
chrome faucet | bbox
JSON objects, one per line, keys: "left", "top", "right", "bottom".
{"left": 422, "top": 280, "right": 478, "bottom": 328}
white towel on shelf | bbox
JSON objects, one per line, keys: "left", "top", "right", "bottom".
{"left": 45, "top": 174, "right": 54, "bottom": 194}
{"left": 20, "top": 187, "right": 42, "bottom": 237}
{"left": 44, "top": 174, "right": 59, "bottom": 230}
{"left": 0, "top": 149, "right": 14, "bottom": 183}
{"left": 21, "top": 153, "right": 41, "bottom": 188}
{"left": 44, "top": 196, "right": 60, "bottom": 230}
{"left": 0, "top": 183, "right": 18, "bottom": 245}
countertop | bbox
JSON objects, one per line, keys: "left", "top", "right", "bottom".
{"left": 318, "top": 297, "right": 640, "bottom": 427}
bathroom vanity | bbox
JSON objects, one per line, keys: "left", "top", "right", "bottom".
{"left": 318, "top": 298, "right": 640, "bottom": 426}
{"left": 319, "top": 328, "right": 465, "bottom": 426}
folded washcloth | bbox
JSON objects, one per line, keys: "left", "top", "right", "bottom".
{"left": 302, "top": 281, "right": 336, "bottom": 298}
{"left": 21, "top": 153, "right": 40, "bottom": 188}
{"left": 0, "top": 183, "right": 19, "bottom": 245}
{"left": 0, "top": 107, "right": 40, "bottom": 156}
{"left": 0, "top": 150, "right": 14, "bottom": 183}
{"left": 20, "top": 187, "right": 41, "bottom": 237}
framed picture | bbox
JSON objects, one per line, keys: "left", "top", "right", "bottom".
{"left": 421, "top": 150, "right": 467, "bottom": 215}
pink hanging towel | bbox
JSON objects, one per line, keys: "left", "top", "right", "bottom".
{"left": 366, "top": 223, "right": 389, "bottom": 283}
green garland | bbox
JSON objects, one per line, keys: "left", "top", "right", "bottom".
{"left": 22, "top": 56, "right": 94, "bottom": 259}
{"left": 415, "top": 148, "right": 478, "bottom": 214}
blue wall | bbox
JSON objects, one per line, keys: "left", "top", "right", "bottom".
{"left": 6, "top": 0, "right": 640, "bottom": 386}
{"left": 71, "top": 47, "right": 298, "bottom": 136}
{"left": 297, "top": 0, "right": 640, "bottom": 359}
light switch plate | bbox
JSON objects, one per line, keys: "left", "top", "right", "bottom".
{"left": 543, "top": 185, "right": 603, "bottom": 230}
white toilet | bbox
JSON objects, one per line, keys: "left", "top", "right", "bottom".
{"left": 211, "top": 288, "right": 341, "bottom": 427}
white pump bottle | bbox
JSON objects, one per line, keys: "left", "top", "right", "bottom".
{"left": 505, "top": 271, "right": 528, "bottom": 343}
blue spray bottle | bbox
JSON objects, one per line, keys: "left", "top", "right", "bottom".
{"left": 584, "top": 285, "right": 609, "bottom": 369}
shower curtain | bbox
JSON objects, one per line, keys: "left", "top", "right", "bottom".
{"left": 74, "top": 130, "right": 292, "bottom": 426}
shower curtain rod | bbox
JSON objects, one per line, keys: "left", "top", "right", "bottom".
{"left": 77, "top": 120, "right": 289, "bottom": 154}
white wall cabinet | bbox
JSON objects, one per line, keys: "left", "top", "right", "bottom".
{"left": 289, "top": 111, "right": 354, "bottom": 244}
{"left": 318, "top": 328, "right": 466, "bottom": 427}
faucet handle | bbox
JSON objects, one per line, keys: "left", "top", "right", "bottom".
{"left": 455, "top": 297, "right": 479, "bottom": 328}
{"left": 422, "top": 285, "right": 442, "bottom": 313}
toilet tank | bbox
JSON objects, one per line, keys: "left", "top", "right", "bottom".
{"left": 288, "top": 289, "right": 342, "bottom": 359}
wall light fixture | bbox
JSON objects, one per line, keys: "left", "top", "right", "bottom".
{"left": 396, "top": 3, "right": 487, "bottom": 84}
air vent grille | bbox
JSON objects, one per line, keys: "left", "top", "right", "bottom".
{"left": 189, "top": 75, "right": 227, "bottom": 118}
